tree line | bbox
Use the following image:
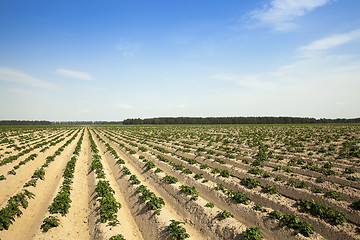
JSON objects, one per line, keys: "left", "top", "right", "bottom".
{"left": 2, "top": 117, "right": 360, "bottom": 126}
{"left": 0, "top": 120, "right": 122, "bottom": 126}
{"left": 0, "top": 120, "right": 53, "bottom": 125}
{"left": 122, "top": 117, "right": 360, "bottom": 125}
{"left": 52, "top": 121, "right": 122, "bottom": 125}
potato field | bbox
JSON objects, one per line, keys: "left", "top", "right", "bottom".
{"left": 0, "top": 124, "right": 359, "bottom": 240}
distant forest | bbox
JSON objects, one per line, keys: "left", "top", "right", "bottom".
{"left": 122, "top": 117, "right": 360, "bottom": 125}
{"left": 0, "top": 120, "right": 53, "bottom": 125}
{"left": 0, "top": 120, "right": 122, "bottom": 126}
{"left": 1, "top": 117, "right": 360, "bottom": 126}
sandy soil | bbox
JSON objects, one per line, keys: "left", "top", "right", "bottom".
{"left": 1, "top": 125, "right": 359, "bottom": 240}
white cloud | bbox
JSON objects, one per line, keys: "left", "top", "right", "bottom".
{"left": 116, "top": 41, "right": 141, "bottom": 57}
{"left": 81, "top": 109, "right": 90, "bottom": 113}
{"left": 298, "top": 29, "right": 360, "bottom": 56}
{"left": 55, "top": 68, "right": 94, "bottom": 80}
{"left": 0, "top": 67, "right": 57, "bottom": 89}
{"left": 250, "top": 0, "right": 331, "bottom": 31}
{"left": 115, "top": 103, "right": 133, "bottom": 109}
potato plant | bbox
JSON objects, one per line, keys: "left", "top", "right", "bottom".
{"left": 168, "top": 220, "right": 190, "bottom": 240}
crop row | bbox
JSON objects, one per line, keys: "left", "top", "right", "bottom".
{"left": 40, "top": 130, "right": 84, "bottom": 232}
{"left": 88, "top": 130, "right": 125, "bottom": 239}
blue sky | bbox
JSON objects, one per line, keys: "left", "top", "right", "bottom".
{"left": 1, "top": 0, "right": 360, "bottom": 121}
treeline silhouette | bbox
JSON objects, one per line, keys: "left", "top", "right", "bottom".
{"left": 123, "top": 117, "right": 360, "bottom": 125}
{"left": 1, "top": 117, "right": 360, "bottom": 126}
{"left": 52, "top": 121, "right": 122, "bottom": 125}
{"left": 0, "top": 120, "right": 52, "bottom": 125}
{"left": 0, "top": 120, "right": 122, "bottom": 126}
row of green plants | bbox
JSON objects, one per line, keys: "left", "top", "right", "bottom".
{"left": 212, "top": 181, "right": 316, "bottom": 237}
{"left": 94, "top": 131, "right": 166, "bottom": 217}
{"left": 0, "top": 190, "right": 35, "bottom": 231}
{"left": 88, "top": 130, "right": 121, "bottom": 226}
{"left": 268, "top": 210, "right": 314, "bottom": 237}
{"left": 136, "top": 184, "right": 165, "bottom": 215}
{"left": 296, "top": 198, "right": 346, "bottom": 225}
{"left": 40, "top": 131, "right": 84, "bottom": 232}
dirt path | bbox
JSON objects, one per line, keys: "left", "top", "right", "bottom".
{"left": 0, "top": 132, "right": 81, "bottom": 240}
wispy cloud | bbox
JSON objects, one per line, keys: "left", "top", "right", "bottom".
{"left": 298, "top": 29, "right": 360, "bottom": 56}
{"left": 116, "top": 41, "right": 141, "bottom": 57}
{"left": 55, "top": 68, "right": 94, "bottom": 80}
{"left": 0, "top": 67, "right": 57, "bottom": 89}
{"left": 250, "top": 0, "right": 331, "bottom": 31}
{"left": 115, "top": 103, "right": 133, "bottom": 109}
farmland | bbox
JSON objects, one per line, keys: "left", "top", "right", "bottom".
{"left": 0, "top": 124, "right": 359, "bottom": 240}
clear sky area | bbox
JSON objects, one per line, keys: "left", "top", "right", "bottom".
{"left": 1, "top": 0, "right": 359, "bottom": 121}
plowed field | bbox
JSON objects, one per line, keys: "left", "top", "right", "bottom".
{"left": 1, "top": 124, "right": 359, "bottom": 240}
